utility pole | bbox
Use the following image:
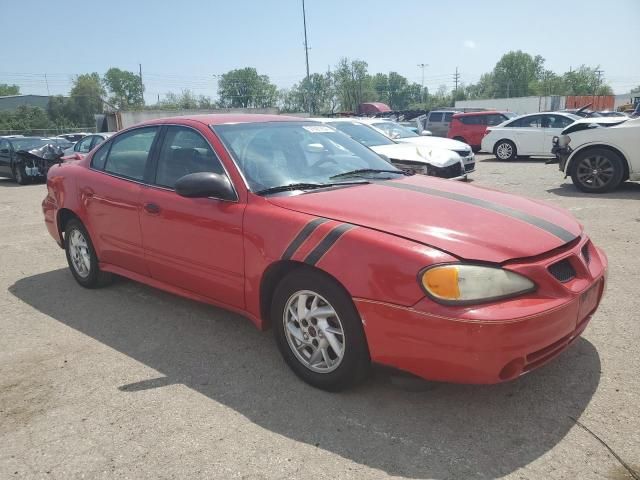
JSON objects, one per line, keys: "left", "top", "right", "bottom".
{"left": 301, "top": 0, "right": 311, "bottom": 112}
{"left": 43, "top": 74, "right": 50, "bottom": 96}
{"left": 138, "top": 63, "right": 144, "bottom": 104}
{"left": 594, "top": 68, "right": 604, "bottom": 94}
{"left": 452, "top": 67, "right": 460, "bottom": 105}
{"left": 417, "top": 63, "right": 428, "bottom": 105}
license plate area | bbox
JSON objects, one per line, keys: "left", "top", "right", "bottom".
{"left": 578, "top": 279, "right": 602, "bottom": 322}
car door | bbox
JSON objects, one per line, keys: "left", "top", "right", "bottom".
{"left": 427, "top": 112, "right": 444, "bottom": 136}
{"left": 82, "top": 126, "right": 160, "bottom": 276}
{"left": 441, "top": 112, "right": 454, "bottom": 137}
{"left": 138, "top": 125, "right": 245, "bottom": 307}
{"left": 513, "top": 115, "right": 545, "bottom": 155}
{"left": 0, "top": 139, "right": 12, "bottom": 176}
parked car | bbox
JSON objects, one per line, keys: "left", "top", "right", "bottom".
{"left": 312, "top": 118, "right": 468, "bottom": 179}
{"left": 357, "top": 118, "right": 476, "bottom": 174}
{"left": 447, "top": 111, "right": 517, "bottom": 151}
{"left": 63, "top": 132, "right": 114, "bottom": 158}
{"left": 43, "top": 114, "right": 607, "bottom": 390}
{"left": 551, "top": 117, "right": 639, "bottom": 193}
{"left": 481, "top": 112, "right": 580, "bottom": 160}
{"left": 423, "top": 109, "right": 461, "bottom": 137}
{"left": 0, "top": 136, "right": 61, "bottom": 184}
{"left": 597, "top": 111, "right": 628, "bottom": 118}
{"left": 57, "top": 132, "right": 91, "bottom": 143}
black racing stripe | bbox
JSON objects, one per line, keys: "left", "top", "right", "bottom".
{"left": 304, "top": 223, "right": 356, "bottom": 266}
{"left": 380, "top": 182, "right": 577, "bottom": 243}
{"left": 282, "top": 218, "right": 329, "bottom": 260}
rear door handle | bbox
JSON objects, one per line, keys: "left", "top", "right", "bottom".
{"left": 144, "top": 203, "right": 161, "bottom": 214}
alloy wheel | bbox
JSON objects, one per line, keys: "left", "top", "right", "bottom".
{"left": 496, "top": 142, "right": 513, "bottom": 160}
{"left": 68, "top": 229, "right": 91, "bottom": 278}
{"left": 283, "top": 290, "right": 345, "bottom": 373}
{"left": 576, "top": 155, "right": 615, "bottom": 189}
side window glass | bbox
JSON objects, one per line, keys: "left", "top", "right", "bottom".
{"left": 77, "top": 136, "right": 94, "bottom": 153}
{"left": 0, "top": 140, "right": 8, "bottom": 154}
{"left": 90, "top": 136, "right": 105, "bottom": 150}
{"left": 91, "top": 143, "right": 109, "bottom": 170}
{"left": 155, "top": 126, "right": 225, "bottom": 189}
{"left": 524, "top": 116, "right": 541, "bottom": 128}
{"left": 429, "top": 112, "right": 443, "bottom": 123}
{"left": 104, "top": 127, "right": 158, "bottom": 181}
{"left": 486, "top": 115, "right": 503, "bottom": 126}
{"left": 443, "top": 112, "right": 454, "bottom": 122}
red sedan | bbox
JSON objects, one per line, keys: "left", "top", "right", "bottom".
{"left": 42, "top": 114, "right": 607, "bottom": 391}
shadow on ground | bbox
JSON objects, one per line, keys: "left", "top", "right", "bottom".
{"left": 9, "top": 269, "right": 601, "bottom": 479}
{"left": 547, "top": 181, "right": 640, "bottom": 200}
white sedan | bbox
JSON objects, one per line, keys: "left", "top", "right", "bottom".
{"left": 552, "top": 117, "right": 640, "bottom": 193}
{"left": 354, "top": 118, "right": 476, "bottom": 175}
{"left": 311, "top": 118, "right": 468, "bottom": 179}
{"left": 481, "top": 112, "right": 580, "bottom": 160}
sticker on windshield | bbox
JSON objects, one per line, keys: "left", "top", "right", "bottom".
{"left": 303, "top": 125, "right": 334, "bottom": 133}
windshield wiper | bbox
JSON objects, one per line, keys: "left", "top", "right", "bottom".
{"left": 255, "top": 181, "right": 369, "bottom": 195}
{"left": 330, "top": 168, "right": 405, "bottom": 179}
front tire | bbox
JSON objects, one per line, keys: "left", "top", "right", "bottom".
{"left": 12, "top": 162, "right": 30, "bottom": 185}
{"left": 570, "top": 148, "right": 625, "bottom": 193}
{"left": 494, "top": 139, "right": 517, "bottom": 161}
{"left": 272, "top": 268, "right": 370, "bottom": 391}
{"left": 64, "top": 218, "right": 112, "bottom": 288}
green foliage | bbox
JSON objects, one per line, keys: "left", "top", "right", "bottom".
{"left": 154, "top": 90, "right": 215, "bottom": 110}
{"left": 0, "top": 105, "right": 52, "bottom": 134}
{"left": 371, "top": 72, "right": 422, "bottom": 110}
{"left": 104, "top": 68, "right": 144, "bottom": 109}
{"left": 281, "top": 73, "right": 336, "bottom": 114}
{"left": 217, "top": 68, "right": 278, "bottom": 108}
{"left": 0, "top": 84, "right": 20, "bottom": 96}
{"left": 332, "top": 58, "right": 376, "bottom": 112}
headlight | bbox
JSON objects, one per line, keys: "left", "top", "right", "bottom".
{"left": 419, "top": 264, "right": 535, "bottom": 305}
{"left": 558, "top": 135, "right": 571, "bottom": 147}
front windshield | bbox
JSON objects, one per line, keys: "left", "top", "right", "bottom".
{"left": 212, "top": 121, "right": 401, "bottom": 193}
{"left": 372, "top": 121, "right": 419, "bottom": 138}
{"left": 11, "top": 138, "right": 50, "bottom": 151}
{"left": 328, "top": 121, "right": 395, "bottom": 147}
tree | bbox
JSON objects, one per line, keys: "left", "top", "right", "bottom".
{"left": 332, "top": 58, "right": 375, "bottom": 112}
{"left": 0, "top": 84, "right": 20, "bottom": 96}
{"left": 155, "top": 90, "right": 215, "bottom": 110}
{"left": 68, "top": 73, "right": 105, "bottom": 125}
{"left": 492, "top": 51, "right": 544, "bottom": 98}
{"left": 103, "top": 68, "right": 144, "bottom": 109}
{"left": 0, "top": 105, "right": 52, "bottom": 134}
{"left": 217, "top": 68, "right": 278, "bottom": 108}
{"left": 371, "top": 72, "right": 422, "bottom": 110}
{"left": 563, "top": 65, "right": 612, "bottom": 95}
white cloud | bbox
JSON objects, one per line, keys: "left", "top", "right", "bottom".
{"left": 463, "top": 40, "right": 476, "bottom": 49}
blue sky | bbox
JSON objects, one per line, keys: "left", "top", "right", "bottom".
{"left": 3, "top": 0, "right": 639, "bottom": 102}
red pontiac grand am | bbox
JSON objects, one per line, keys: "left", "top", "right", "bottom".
{"left": 42, "top": 114, "right": 607, "bottom": 391}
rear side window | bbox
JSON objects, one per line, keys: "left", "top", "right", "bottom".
{"left": 104, "top": 127, "right": 159, "bottom": 181}
{"left": 443, "top": 112, "right": 454, "bottom": 122}
{"left": 428, "top": 112, "right": 443, "bottom": 122}
{"left": 486, "top": 114, "right": 507, "bottom": 126}
{"left": 460, "top": 116, "right": 482, "bottom": 125}
{"left": 154, "top": 126, "right": 225, "bottom": 189}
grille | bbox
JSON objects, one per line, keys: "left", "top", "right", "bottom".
{"left": 430, "top": 162, "right": 463, "bottom": 178}
{"left": 454, "top": 149, "right": 472, "bottom": 158}
{"left": 582, "top": 243, "right": 591, "bottom": 264}
{"left": 548, "top": 259, "right": 576, "bottom": 283}
{"left": 464, "top": 162, "right": 475, "bottom": 172}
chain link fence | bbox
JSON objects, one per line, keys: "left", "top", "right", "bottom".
{"left": 0, "top": 127, "right": 97, "bottom": 137}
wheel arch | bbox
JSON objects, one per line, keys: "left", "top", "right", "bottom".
{"left": 493, "top": 138, "right": 517, "bottom": 155}
{"left": 565, "top": 143, "right": 630, "bottom": 180}
{"left": 259, "top": 260, "right": 352, "bottom": 330}
{"left": 57, "top": 208, "right": 81, "bottom": 244}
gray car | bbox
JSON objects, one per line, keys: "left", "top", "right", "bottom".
{"left": 424, "top": 110, "right": 461, "bottom": 137}
{"left": 63, "top": 132, "right": 114, "bottom": 156}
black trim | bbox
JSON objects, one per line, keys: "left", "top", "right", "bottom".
{"left": 281, "top": 218, "right": 329, "bottom": 260}
{"left": 380, "top": 182, "right": 577, "bottom": 243}
{"left": 304, "top": 223, "right": 355, "bottom": 265}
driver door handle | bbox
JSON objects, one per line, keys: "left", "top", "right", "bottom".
{"left": 144, "top": 203, "right": 161, "bottom": 215}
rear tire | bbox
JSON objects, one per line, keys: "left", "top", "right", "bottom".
{"left": 570, "top": 148, "right": 625, "bottom": 193}
{"left": 272, "top": 268, "right": 370, "bottom": 391}
{"left": 494, "top": 139, "right": 517, "bottom": 161}
{"left": 64, "top": 218, "right": 113, "bottom": 288}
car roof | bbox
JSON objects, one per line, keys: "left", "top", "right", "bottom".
{"left": 453, "top": 110, "right": 506, "bottom": 117}
{"left": 138, "top": 114, "right": 305, "bottom": 127}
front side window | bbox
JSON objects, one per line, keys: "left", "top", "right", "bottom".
{"left": 103, "top": 127, "right": 159, "bottom": 181}
{"left": 328, "top": 122, "right": 395, "bottom": 147}
{"left": 76, "top": 136, "right": 94, "bottom": 153}
{"left": 213, "top": 121, "right": 401, "bottom": 193}
{"left": 443, "top": 112, "right": 454, "bottom": 122}
{"left": 545, "top": 115, "right": 575, "bottom": 129}
{"left": 154, "top": 126, "right": 226, "bottom": 188}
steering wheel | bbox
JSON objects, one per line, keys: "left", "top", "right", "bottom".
{"left": 310, "top": 156, "right": 339, "bottom": 169}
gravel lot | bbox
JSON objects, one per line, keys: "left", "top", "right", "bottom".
{"left": 1, "top": 155, "right": 639, "bottom": 480}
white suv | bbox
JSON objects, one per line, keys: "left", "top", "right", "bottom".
{"left": 551, "top": 117, "right": 640, "bottom": 193}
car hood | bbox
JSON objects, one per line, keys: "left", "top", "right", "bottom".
{"left": 395, "top": 135, "right": 471, "bottom": 153}
{"left": 561, "top": 116, "right": 630, "bottom": 134}
{"left": 371, "top": 144, "right": 461, "bottom": 167}
{"left": 268, "top": 175, "right": 581, "bottom": 263}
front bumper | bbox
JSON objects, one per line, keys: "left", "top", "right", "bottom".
{"left": 356, "top": 237, "right": 607, "bottom": 384}
{"left": 550, "top": 140, "right": 573, "bottom": 174}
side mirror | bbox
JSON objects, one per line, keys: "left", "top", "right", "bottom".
{"left": 175, "top": 172, "right": 236, "bottom": 201}
{"left": 420, "top": 130, "right": 433, "bottom": 136}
